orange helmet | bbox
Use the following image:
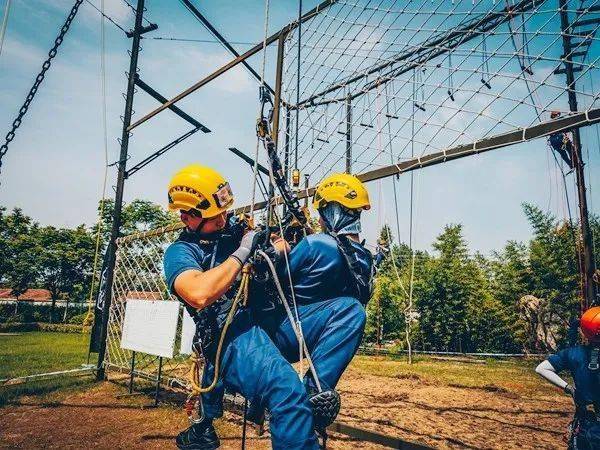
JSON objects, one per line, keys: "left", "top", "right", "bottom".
{"left": 580, "top": 307, "right": 600, "bottom": 343}
{"left": 550, "top": 111, "right": 561, "bottom": 119}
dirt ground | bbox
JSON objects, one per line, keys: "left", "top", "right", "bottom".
{"left": 0, "top": 364, "right": 572, "bottom": 450}
{"left": 336, "top": 366, "right": 571, "bottom": 449}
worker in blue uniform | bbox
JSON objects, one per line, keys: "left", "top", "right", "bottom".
{"left": 163, "top": 164, "right": 318, "bottom": 450}
{"left": 225, "top": 173, "right": 373, "bottom": 433}
{"left": 536, "top": 306, "right": 600, "bottom": 449}
{"left": 548, "top": 110, "right": 574, "bottom": 169}
{"left": 270, "top": 172, "right": 374, "bottom": 427}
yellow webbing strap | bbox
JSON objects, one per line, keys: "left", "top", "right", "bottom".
{"left": 188, "top": 269, "right": 251, "bottom": 395}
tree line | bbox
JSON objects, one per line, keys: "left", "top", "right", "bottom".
{"left": 366, "top": 204, "right": 600, "bottom": 353}
{"left": 1, "top": 200, "right": 598, "bottom": 353}
{"left": 0, "top": 201, "right": 176, "bottom": 323}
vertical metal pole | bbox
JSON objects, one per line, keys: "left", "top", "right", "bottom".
{"left": 346, "top": 95, "right": 352, "bottom": 173}
{"left": 128, "top": 351, "right": 136, "bottom": 393}
{"left": 96, "top": 0, "right": 145, "bottom": 381}
{"left": 271, "top": 32, "right": 287, "bottom": 150}
{"left": 154, "top": 357, "right": 163, "bottom": 406}
{"left": 559, "top": 1, "right": 597, "bottom": 309}
{"left": 267, "top": 31, "right": 287, "bottom": 225}
{"left": 304, "top": 174, "right": 310, "bottom": 207}
{"left": 284, "top": 107, "right": 291, "bottom": 181}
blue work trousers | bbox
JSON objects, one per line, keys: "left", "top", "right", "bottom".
{"left": 201, "top": 297, "right": 365, "bottom": 440}
{"left": 200, "top": 309, "right": 318, "bottom": 450}
{"left": 272, "top": 296, "right": 366, "bottom": 392}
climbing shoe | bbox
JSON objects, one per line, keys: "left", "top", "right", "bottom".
{"left": 175, "top": 421, "right": 220, "bottom": 450}
{"left": 309, "top": 389, "right": 341, "bottom": 430}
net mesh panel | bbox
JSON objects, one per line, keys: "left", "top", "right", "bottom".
{"left": 104, "top": 224, "right": 191, "bottom": 385}
{"left": 280, "top": 0, "right": 600, "bottom": 182}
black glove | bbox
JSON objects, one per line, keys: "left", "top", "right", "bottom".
{"left": 564, "top": 384, "right": 575, "bottom": 397}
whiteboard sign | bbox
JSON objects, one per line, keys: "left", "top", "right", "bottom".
{"left": 180, "top": 308, "right": 196, "bottom": 355}
{"left": 121, "top": 299, "right": 180, "bottom": 358}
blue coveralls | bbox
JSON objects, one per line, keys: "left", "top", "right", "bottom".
{"left": 549, "top": 132, "right": 574, "bottom": 168}
{"left": 272, "top": 233, "right": 371, "bottom": 393}
{"left": 163, "top": 224, "right": 318, "bottom": 450}
{"left": 199, "top": 232, "right": 370, "bottom": 416}
{"left": 548, "top": 345, "right": 600, "bottom": 407}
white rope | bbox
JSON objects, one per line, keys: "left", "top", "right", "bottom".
{"left": 257, "top": 249, "right": 322, "bottom": 391}
{"left": 250, "top": 0, "right": 271, "bottom": 215}
{"left": 86, "top": 0, "right": 110, "bottom": 324}
{"left": 0, "top": 0, "right": 11, "bottom": 58}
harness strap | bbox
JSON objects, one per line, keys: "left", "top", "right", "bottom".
{"left": 327, "top": 231, "right": 373, "bottom": 305}
{"left": 589, "top": 346, "right": 600, "bottom": 416}
{"left": 590, "top": 347, "right": 600, "bottom": 371}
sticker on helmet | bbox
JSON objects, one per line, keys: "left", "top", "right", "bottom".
{"left": 214, "top": 183, "right": 234, "bottom": 208}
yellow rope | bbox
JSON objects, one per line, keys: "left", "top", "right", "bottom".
{"left": 188, "top": 269, "right": 251, "bottom": 395}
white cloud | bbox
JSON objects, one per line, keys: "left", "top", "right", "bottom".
{"left": 143, "top": 44, "right": 254, "bottom": 94}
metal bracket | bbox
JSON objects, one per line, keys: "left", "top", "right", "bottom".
{"left": 127, "top": 22, "right": 158, "bottom": 38}
{"left": 134, "top": 74, "right": 210, "bottom": 132}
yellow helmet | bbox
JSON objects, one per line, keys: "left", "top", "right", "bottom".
{"left": 313, "top": 173, "right": 370, "bottom": 211}
{"left": 168, "top": 164, "right": 234, "bottom": 218}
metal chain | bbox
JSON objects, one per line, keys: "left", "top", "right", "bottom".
{"left": 0, "top": 0, "right": 84, "bottom": 180}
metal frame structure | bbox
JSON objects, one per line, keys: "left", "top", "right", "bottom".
{"left": 97, "top": 0, "right": 599, "bottom": 379}
{"left": 95, "top": 0, "right": 339, "bottom": 380}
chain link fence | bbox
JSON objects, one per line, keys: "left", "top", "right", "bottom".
{"left": 103, "top": 223, "right": 194, "bottom": 387}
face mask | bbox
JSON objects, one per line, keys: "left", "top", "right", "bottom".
{"left": 319, "top": 202, "right": 362, "bottom": 236}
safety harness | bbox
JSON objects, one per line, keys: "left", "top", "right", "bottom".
{"left": 318, "top": 208, "right": 374, "bottom": 307}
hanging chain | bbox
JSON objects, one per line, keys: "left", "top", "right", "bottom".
{"left": 0, "top": 0, "right": 84, "bottom": 180}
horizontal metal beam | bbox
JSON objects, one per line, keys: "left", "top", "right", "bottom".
{"left": 116, "top": 109, "right": 600, "bottom": 243}
{"left": 179, "top": 0, "right": 274, "bottom": 95}
{"left": 125, "top": 127, "right": 202, "bottom": 178}
{"left": 298, "top": 0, "right": 542, "bottom": 109}
{"left": 236, "top": 108, "right": 600, "bottom": 213}
{"left": 127, "top": 0, "right": 336, "bottom": 131}
{"left": 126, "top": 22, "right": 158, "bottom": 38}
{"left": 133, "top": 75, "right": 210, "bottom": 132}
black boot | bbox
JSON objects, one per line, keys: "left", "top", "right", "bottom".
{"left": 175, "top": 420, "right": 220, "bottom": 450}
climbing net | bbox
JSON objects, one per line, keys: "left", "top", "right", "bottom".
{"left": 279, "top": 0, "right": 600, "bottom": 182}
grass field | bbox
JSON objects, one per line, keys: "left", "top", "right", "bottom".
{"left": 351, "top": 353, "right": 563, "bottom": 396}
{"left": 0, "top": 331, "right": 93, "bottom": 406}
{"left": 0, "top": 332, "right": 571, "bottom": 449}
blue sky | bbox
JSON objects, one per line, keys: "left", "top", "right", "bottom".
{"left": 0, "top": 0, "right": 599, "bottom": 256}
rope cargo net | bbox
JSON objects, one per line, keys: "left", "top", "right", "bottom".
{"left": 279, "top": 0, "right": 600, "bottom": 182}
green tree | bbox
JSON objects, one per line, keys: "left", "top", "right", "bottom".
{"left": 1, "top": 209, "right": 41, "bottom": 313}
{"left": 366, "top": 226, "right": 425, "bottom": 346}
{"left": 413, "top": 224, "right": 511, "bottom": 352}
{"left": 490, "top": 241, "right": 533, "bottom": 348}
{"left": 95, "top": 199, "right": 178, "bottom": 248}
{"left": 38, "top": 225, "right": 95, "bottom": 322}
{"left": 366, "top": 271, "right": 406, "bottom": 344}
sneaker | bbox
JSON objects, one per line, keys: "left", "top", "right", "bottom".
{"left": 175, "top": 421, "right": 220, "bottom": 450}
